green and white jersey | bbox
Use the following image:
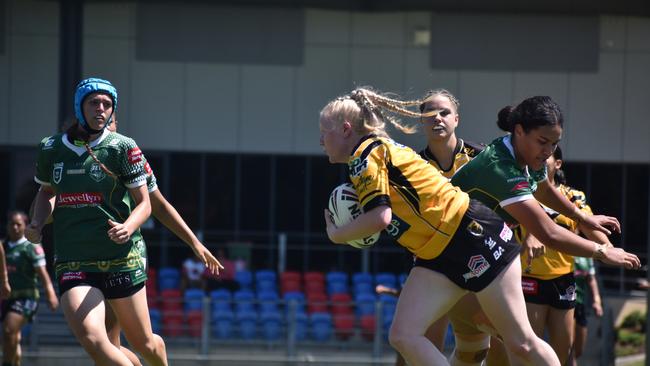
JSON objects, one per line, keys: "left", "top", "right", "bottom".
{"left": 451, "top": 135, "right": 547, "bottom": 225}
{"left": 574, "top": 256, "right": 595, "bottom": 304}
{"left": 34, "top": 129, "right": 148, "bottom": 278}
{"left": 3, "top": 237, "right": 46, "bottom": 300}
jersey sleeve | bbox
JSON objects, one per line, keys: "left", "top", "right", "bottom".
{"left": 568, "top": 187, "right": 593, "bottom": 215}
{"left": 117, "top": 138, "right": 148, "bottom": 189}
{"left": 491, "top": 160, "right": 537, "bottom": 208}
{"left": 531, "top": 165, "right": 548, "bottom": 183}
{"left": 349, "top": 142, "right": 391, "bottom": 212}
{"left": 28, "top": 243, "right": 47, "bottom": 268}
{"left": 34, "top": 136, "right": 55, "bottom": 186}
{"left": 142, "top": 157, "right": 158, "bottom": 193}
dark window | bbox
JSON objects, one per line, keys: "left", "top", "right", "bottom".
{"left": 275, "top": 155, "right": 307, "bottom": 232}
{"left": 205, "top": 153, "right": 236, "bottom": 231}
{"left": 168, "top": 153, "right": 201, "bottom": 228}
{"left": 624, "top": 165, "right": 649, "bottom": 254}
{"left": 561, "top": 162, "right": 588, "bottom": 194}
{"left": 240, "top": 155, "right": 271, "bottom": 231}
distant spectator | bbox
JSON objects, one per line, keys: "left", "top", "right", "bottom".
{"left": 203, "top": 249, "right": 239, "bottom": 292}
{"left": 182, "top": 256, "right": 205, "bottom": 291}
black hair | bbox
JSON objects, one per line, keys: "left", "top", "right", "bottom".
{"left": 7, "top": 210, "right": 28, "bottom": 223}
{"left": 551, "top": 145, "right": 566, "bottom": 185}
{"left": 496, "top": 96, "right": 563, "bottom": 133}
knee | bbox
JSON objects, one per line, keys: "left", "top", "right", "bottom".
{"left": 130, "top": 334, "right": 164, "bottom": 358}
{"left": 388, "top": 326, "right": 409, "bottom": 353}
{"left": 452, "top": 334, "right": 490, "bottom": 365}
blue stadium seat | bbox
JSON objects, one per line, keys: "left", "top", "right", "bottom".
{"left": 184, "top": 288, "right": 205, "bottom": 312}
{"left": 353, "top": 282, "right": 374, "bottom": 295}
{"left": 149, "top": 309, "right": 162, "bottom": 334}
{"left": 255, "top": 270, "right": 277, "bottom": 284}
{"left": 236, "top": 309, "right": 257, "bottom": 340}
{"left": 233, "top": 289, "right": 256, "bottom": 313}
{"left": 158, "top": 267, "right": 181, "bottom": 291}
{"left": 283, "top": 291, "right": 306, "bottom": 316}
{"left": 352, "top": 272, "right": 373, "bottom": 287}
{"left": 212, "top": 310, "right": 234, "bottom": 339}
{"left": 326, "top": 271, "right": 348, "bottom": 295}
{"left": 260, "top": 310, "right": 283, "bottom": 341}
{"left": 293, "top": 311, "right": 308, "bottom": 340}
{"left": 258, "top": 290, "right": 280, "bottom": 313}
{"left": 310, "top": 312, "right": 332, "bottom": 341}
{"left": 375, "top": 272, "right": 397, "bottom": 289}
{"left": 210, "top": 289, "right": 232, "bottom": 312}
{"left": 256, "top": 279, "right": 277, "bottom": 293}
{"left": 355, "top": 292, "right": 376, "bottom": 317}
{"left": 398, "top": 273, "right": 408, "bottom": 288}
{"left": 235, "top": 270, "right": 253, "bottom": 290}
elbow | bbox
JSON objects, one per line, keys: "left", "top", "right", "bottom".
{"left": 374, "top": 207, "right": 392, "bottom": 231}
{"left": 539, "top": 227, "right": 563, "bottom": 249}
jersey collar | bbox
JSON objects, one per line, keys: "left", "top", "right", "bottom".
{"left": 502, "top": 134, "right": 516, "bottom": 159}
{"left": 62, "top": 128, "right": 111, "bottom": 157}
{"left": 422, "top": 138, "right": 464, "bottom": 172}
{"left": 8, "top": 237, "right": 27, "bottom": 248}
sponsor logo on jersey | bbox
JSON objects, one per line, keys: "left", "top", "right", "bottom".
{"left": 521, "top": 278, "right": 538, "bottom": 295}
{"left": 462, "top": 255, "right": 490, "bottom": 281}
{"left": 60, "top": 272, "right": 86, "bottom": 282}
{"left": 34, "top": 245, "right": 45, "bottom": 256}
{"left": 349, "top": 157, "right": 368, "bottom": 177}
{"left": 384, "top": 215, "right": 410, "bottom": 241}
{"left": 506, "top": 177, "right": 526, "bottom": 183}
{"left": 353, "top": 175, "right": 373, "bottom": 194}
{"left": 56, "top": 192, "right": 103, "bottom": 208}
{"left": 144, "top": 161, "right": 153, "bottom": 175}
{"left": 466, "top": 220, "right": 484, "bottom": 237}
{"left": 42, "top": 137, "right": 55, "bottom": 150}
{"left": 484, "top": 236, "right": 497, "bottom": 249}
{"left": 499, "top": 223, "right": 513, "bottom": 242}
{"left": 510, "top": 181, "right": 530, "bottom": 192}
{"left": 67, "top": 168, "right": 85, "bottom": 175}
{"left": 53, "top": 162, "right": 64, "bottom": 184}
{"left": 89, "top": 163, "right": 106, "bottom": 182}
{"left": 128, "top": 147, "right": 142, "bottom": 165}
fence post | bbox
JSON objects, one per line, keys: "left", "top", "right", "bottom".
{"left": 201, "top": 296, "right": 210, "bottom": 356}
{"left": 600, "top": 306, "right": 615, "bottom": 366}
{"left": 373, "top": 300, "right": 384, "bottom": 359}
{"left": 287, "top": 299, "right": 297, "bottom": 358}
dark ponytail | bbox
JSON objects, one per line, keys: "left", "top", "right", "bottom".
{"left": 496, "top": 106, "right": 515, "bottom": 132}
{"left": 552, "top": 145, "right": 566, "bottom": 185}
{"left": 496, "top": 96, "right": 563, "bottom": 133}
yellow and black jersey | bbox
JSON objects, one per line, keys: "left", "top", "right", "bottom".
{"left": 419, "top": 139, "right": 485, "bottom": 179}
{"left": 349, "top": 134, "right": 469, "bottom": 260}
{"left": 521, "top": 184, "right": 593, "bottom": 280}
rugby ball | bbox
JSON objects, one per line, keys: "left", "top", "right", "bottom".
{"left": 328, "top": 183, "right": 380, "bottom": 249}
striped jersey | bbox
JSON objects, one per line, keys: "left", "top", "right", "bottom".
{"left": 349, "top": 135, "right": 469, "bottom": 260}
{"left": 419, "top": 139, "right": 484, "bottom": 179}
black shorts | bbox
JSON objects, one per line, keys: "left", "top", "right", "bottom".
{"left": 522, "top": 272, "right": 576, "bottom": 310}
{"left": 1, "top": 298, "right": 40, "bottom": 322}
{"left": 414, "top": 199, "right": 521, "bottom": 292}
{"left": 574, "top": 303, "right": 587, "bottom": 326}
{"left": 58, "top": 270, "right": 146, "bottom": 299}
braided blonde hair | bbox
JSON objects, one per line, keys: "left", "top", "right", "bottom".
{"left": 319, "top": 87, "right": 426, "bottom": 138}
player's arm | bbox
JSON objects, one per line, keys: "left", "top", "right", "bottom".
{"left": 587, "top": 271, "right": 603, "bottom": 317}
{"left": 505, "top": 200, "right": 639, "bottom": 268}
{"left": 26, "top": 185, "right": 56, "bottom": 243}
{"left": 35, "top": 265, "right": 58, "bottom": 310}
{"left": 150, "top": 189, "right": 223, "bottom": 275}
{"left": 534, "top": 179, "right": 620, "bottom": 235}
{"left": 0, "top": 242, "right": 10, "bottom": 299}
{"left": 108, "top": 184, "right": 151, "bottom": 244}
{"left": 324, "top": 205, "right": 391, "bottom": 244}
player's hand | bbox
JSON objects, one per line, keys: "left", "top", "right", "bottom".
{"left": 25, "top": 223, "right": 43, "bottom": 244}
{"left": 600, "top": 247, "right": 640, "bottom": 269}
{"left": 522, "top": 234, "right": 545, "bottom": 269}
{"left": 192, "top": 243, "right": 224, "bottom": 276}
{"left": 47, "top": 294, "right": 59, "bottom": 311}
{"left": 324, "top": 209, "right": 344, "bottom": 244}
{"left": 592, "top": 300, "right": 603, "bottom": 317}
{"left": 580, "top": 214, "right": 620, "bottom": 236}
{"left": 107, "top": 219, "right": 133, "bottom": 244}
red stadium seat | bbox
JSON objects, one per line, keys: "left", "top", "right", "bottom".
{"left": 360, "top": 314, "right": 376, "bottom": 341}
{"left": 186, "top": 310, "right": 203, "bottom": 337}
{"left": 162, "top": 310, "right": 184, "bottom": 337}
{"left": 160, "top": 289, "right": 182, "bottom": 311}
{"left": 280, "top": 271, "right": 302, "bottom": 294}
{"left": 333, "top": 313, "right": 355, "bottom": 340}
{"left": 307, "top": 292, "right": 329, "bottom": 314}
{"left": 330, "top": 293, "right": 353, "bottom": 316}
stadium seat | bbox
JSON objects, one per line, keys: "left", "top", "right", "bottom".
{"left": 360, "top": 314, "right": 376, "bottom": 341}
{"left": 255, "top": 269, "right": 277, "bottom": 284}
{"left": 149, "top": 309, "right": 162, "bottom": 334}
{"left": 256, "top": 279, "right": 277, "bottom": 293}
{"left": 292, "top": 311, "right": 308, "bottom": 340}
{"left": 375, "top": 272, "right": 397, "bottom": 289}
{"left": 330, "top": 293, "right": 353, "bottom": 316}
{"left": 398, "top": 273, "right": 408, "bottom": 288}
{"left": 233, "top": 289, "right": 256, "bottom": 313}
{"left": 235, "top": 270, "right": 253, "bottom": 290}
{"left": 258, "top": 290, "right": 280, "bottom": 313}
{"left": 333, "top": 313, "right": 355, "bottom": 340}
{"left": 162, "top": 310, "right": 184, "bottom": 337}
{"left": 184, "top": 288, "right": 205, "bottom": 312}
{"left": 146, "top": 267, "right": 158, "bottom": 289}
{"left": 355, "top": 292, "right": 376, "bottom": 317}
{"left": 186, "top": 310, "right": 203, "bottom": 337}
{"left": 212, "top": 310, "right": 234, "bottom": 339}
{"left": 353, "top": 282, "right": 374, "bottom": 295}
{"left": 304, "top": 280, "right": 326, "bottom": 297}
{"left": 303, "top": 271, "right": 325, "bottom": 286}
{"left": 310, "top": 312, "right": 332, "bottom": 342}
{"left": 307, "top": 292, "right": 329, "bottom": 314}
{"left": 160, "top": 289, "right": 182, "bottom": 311}
{"left": 326, "top": 271, "right": 348, "bottom": 295}
{"left": 280, "top": 271, "right": 302, "bottom": 290}
{"left": 352, "top": 272, "right": 373, "bottom": 287}
{"left": 210, "top": 289, "right": 232, "bottom": 312}
{"left": 236, "top": 310, "right": 257, "bottom": 340}
{"left": 158, "top": 267, "right": 181, "bottom": 291}
{"left": 283, "top": 291, "right": 306, "bottom": 316}
{"left": 260, "top": 310, "right": 283, "bottom": 341}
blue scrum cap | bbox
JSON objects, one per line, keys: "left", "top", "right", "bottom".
{"left": 73, "top": 78, "right": 118, "bottom": 131}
